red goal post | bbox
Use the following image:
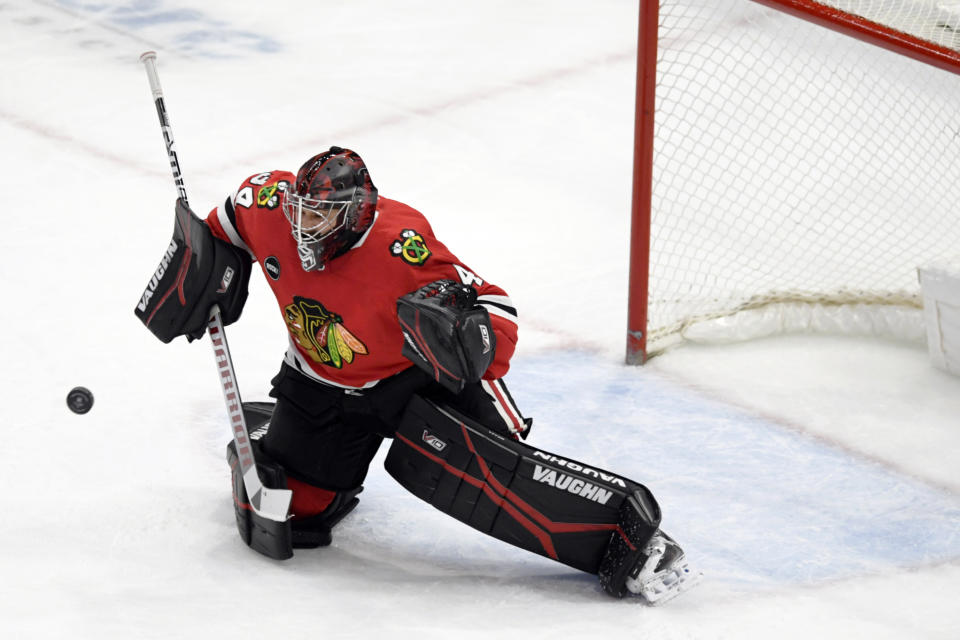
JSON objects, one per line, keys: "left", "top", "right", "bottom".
{"left": 627, "top": 0, "right": 960, "bottom": 364}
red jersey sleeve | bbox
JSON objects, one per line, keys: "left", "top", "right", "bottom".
{"left": 204, "top": 170, "right": 295, "bottom": 258}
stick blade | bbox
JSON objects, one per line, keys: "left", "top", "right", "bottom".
{"left": 251, "top": 486, "right": 294, "bottom": 523}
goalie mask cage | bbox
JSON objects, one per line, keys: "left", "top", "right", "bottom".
{"left": 626, "top": 0, "right": 960, "bottom": 363}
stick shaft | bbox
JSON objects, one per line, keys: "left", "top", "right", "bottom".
{"left": 139, "top": 51, "right": 189, "bottom": 205}
{"left": 139, "top": 52, "right": 291, "bottom": 523}
{"left": 208, "top": 308, "right": 291, "bottom": 521}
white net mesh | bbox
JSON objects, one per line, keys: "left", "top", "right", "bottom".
{"left": 821, "top": 0, "right": 960, "bottom": 49}
{"left": 644, "top": 0, "right": 960, "bottom": 355}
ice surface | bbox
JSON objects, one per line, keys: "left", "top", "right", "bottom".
{"left": 1, "top": 1, "right": 958, "bottom": 639}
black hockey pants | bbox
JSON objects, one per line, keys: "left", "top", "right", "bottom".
{"left": 260, "top": 362, "right": 529, "bottom": 491}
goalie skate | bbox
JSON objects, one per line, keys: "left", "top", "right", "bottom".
{"left": 625, "top": 531, "right": 702, "bottom": 605}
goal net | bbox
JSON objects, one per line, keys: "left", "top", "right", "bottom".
{"left": 627, "top": 0, "right": 960, "bottom": 362}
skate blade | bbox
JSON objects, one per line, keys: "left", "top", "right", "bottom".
{"left": 636, "top": 559, "right": 703, "bottom": 606}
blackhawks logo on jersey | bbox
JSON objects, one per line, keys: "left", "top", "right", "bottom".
{"left": 283, "top": 296, "right": 368, "bottom": 368}
{"left": 257, "top": 180, "right": 289, "bottom": 209}
{"left": 390, "top": 229, "right": 431, "bottom": 266}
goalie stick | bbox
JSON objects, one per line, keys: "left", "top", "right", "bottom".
{"left": 139, "top": 51, "right": 292, "bottom": 523}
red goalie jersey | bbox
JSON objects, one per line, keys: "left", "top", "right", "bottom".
{"left": 204, "top": 170, "right": 518, "bottom": 389}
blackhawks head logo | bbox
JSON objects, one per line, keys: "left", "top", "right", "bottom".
{"left": 390, "top": 229, "right": 431, "bottom": 266}
{"left": 257, "top": 180, "right": 289, "bottom": 209}
{"left": 283, "top": 296, "right": 368, "bottom": 368}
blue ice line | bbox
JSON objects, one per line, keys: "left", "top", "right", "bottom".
{"left": 507, "top": 350, "right": 960, "bottom": 588}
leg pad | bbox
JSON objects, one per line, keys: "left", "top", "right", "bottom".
{"left": 597, "top": 491, "right": 662, "bottom": 597}
{"left": 385, "top": 395, "right": 661, "bottom": 574}
{"left": 227, "top": 402, "right": 363, "bottom": 559}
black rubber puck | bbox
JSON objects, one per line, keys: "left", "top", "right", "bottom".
{"left": 67, "top": 386, "right": 94, "bottom": 414}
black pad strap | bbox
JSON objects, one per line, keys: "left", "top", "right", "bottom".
{"left": 385, "top": 395, "right": 661, "bottom": 575}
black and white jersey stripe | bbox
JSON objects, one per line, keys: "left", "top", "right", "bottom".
{"left": 477, "top": 294, "right": 517, "bottom": 324}
{"left": 216, "top": 195, "right": 254, "bottom": 258}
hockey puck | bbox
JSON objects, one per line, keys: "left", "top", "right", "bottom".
{"left": 67, "top": 387, "right": 94, "bottom": 414}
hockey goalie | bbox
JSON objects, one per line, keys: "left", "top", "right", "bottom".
{"left": 134, "top": 146, "right": 701, "bottom": 604}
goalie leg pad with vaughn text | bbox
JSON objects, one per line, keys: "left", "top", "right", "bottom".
{"left": 384, "top": 395, "right": 662, "bottom": 592}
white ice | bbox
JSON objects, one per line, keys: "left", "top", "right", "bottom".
{"left": 1, "top": 1, "right": 958, "bottom": 639}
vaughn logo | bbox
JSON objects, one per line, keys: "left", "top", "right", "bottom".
{"left": 137, "top": 239, "right": 179, "bottom": 312}
{"left": 422, "top": 430, "right": 447, "bottom": 452}
{"left": 217, "top": 266, "right": 235, "bottom": 294}
{"left": 249, "top": 423, "right": 270, "bottom": 441}
{"left": 531, "top": 465, "right": 614, "bottom": 505}
{"left": 530, "top": 451, "right": 627, "bottom": 487}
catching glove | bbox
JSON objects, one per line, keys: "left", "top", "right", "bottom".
{"left": 397, "top": 280, "right": 496, "bottom": 394}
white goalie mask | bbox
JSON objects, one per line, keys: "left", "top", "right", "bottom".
{"left": 281, "top": 191, "right": 356, "bottom": 271}
{"left": 282, "top": 147, "right": 378, "bottom": 272}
